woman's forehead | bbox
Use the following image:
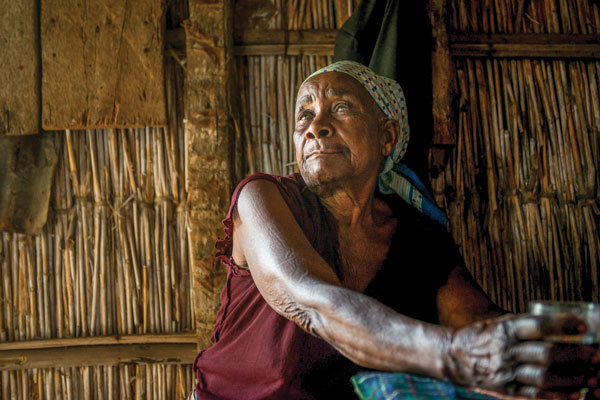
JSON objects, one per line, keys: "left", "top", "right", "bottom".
{"left": 297, "top": 72, "right": 369, "bottom": 103}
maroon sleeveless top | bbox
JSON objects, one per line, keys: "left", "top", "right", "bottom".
{"left": 193, "top": 173, "right": 460, "bottom": 399}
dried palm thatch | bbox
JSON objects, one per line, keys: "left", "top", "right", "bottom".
{"left": 431, "top": 0, "right": 600, "bottom": 311}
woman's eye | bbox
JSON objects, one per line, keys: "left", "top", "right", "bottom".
{"left": 335, "top": 104, "right": 349, "bottom": 112}
{"left": 298, "top": 112, "right": 312, "bottom": 121}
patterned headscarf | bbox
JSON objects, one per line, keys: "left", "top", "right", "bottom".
{"left": 302, "top": 61, "right": 448, "bottom": 227}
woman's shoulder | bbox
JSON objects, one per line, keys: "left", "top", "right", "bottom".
{"left": 234, "top": 172, "right": 305, "bottom": 194}
{"left": 233, "top": 172, "right": 331, "bottom": 251}
{"left": 229, "top": 173, "right": 311, "bottom": 212}
{"left": 217, "top": 173, "right": 311, "bottom": 270}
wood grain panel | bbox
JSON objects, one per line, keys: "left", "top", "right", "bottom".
{"left": 0, "top": 0, "right": 40, "bottom": 135}
{"left": 41, "top": 0, "right": 166, "bottom": 129}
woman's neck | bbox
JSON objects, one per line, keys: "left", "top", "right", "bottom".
{"left": 318, "top": 178, "right": 388, "bottom": 229}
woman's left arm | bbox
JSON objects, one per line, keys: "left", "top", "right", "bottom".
{"left": 436, "top": 263, "right": 506, "bottom": 328}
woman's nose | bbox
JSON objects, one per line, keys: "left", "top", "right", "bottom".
{"left": 305, "top": 114, "right": 332, "bottom": 139}
{"left": 305, "top": 128, "right": 330, "bottom": 139}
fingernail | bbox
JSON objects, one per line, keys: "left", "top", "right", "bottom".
{"left": 589, "top": 377, "right": 599, "bottom": 387}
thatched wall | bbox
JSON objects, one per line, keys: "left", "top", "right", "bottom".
{"left": 0, "top": 0, "right": 200, "bottom": 389}
{"left": 432, "top": 0, "right": 600, "bottom": 311}
{"left": 0, "top": 56, "right": 195, "bottom": 398}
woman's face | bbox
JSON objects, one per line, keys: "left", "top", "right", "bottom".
{"left": 293, "top": 72, "right": 391, "bottom": 195}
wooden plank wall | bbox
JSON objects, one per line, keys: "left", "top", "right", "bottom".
{"left": 0, "top": 0, "right": 40, "bottom": 135}
{"left": 41, "top": 0, "right": 167, "bottom": 129}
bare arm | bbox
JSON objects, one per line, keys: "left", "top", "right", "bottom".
{"left": 232, "top": 179, "right": 597, "bottom": 397}
{"left": 233, "top": 179, "right": 451, "bottom": 377}
{"left": 437, "top": 264, "right": 506, "bottom": 329}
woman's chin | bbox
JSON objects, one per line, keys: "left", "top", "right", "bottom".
{"left": 300, "top": 170, "right": 347, "bottom": 197}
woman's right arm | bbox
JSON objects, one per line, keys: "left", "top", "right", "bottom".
{"left": 232, "top": 178, "right": 596, "bottom": 397}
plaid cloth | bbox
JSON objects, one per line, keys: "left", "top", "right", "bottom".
{"left": 352, "top": 372, "right": 503, "bottom": 400}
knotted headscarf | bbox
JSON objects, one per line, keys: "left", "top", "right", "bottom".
{"left": 303, "top": 60, "right": 448, "bottom": 227}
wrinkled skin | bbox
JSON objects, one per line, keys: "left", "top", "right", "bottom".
{"left": 447, "top": 314, "right": 600, "bottom": 398}
{"left": 232, "top": 71, "right": 600, "bottom": 399}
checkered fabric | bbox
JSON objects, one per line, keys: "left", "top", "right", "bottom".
{"left": 303, "top": 61, "right": 448, "bottom": 227}
{"left": 351, "top": 372, "right": 503, "bottom": 400}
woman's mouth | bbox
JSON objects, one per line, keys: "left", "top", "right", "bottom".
{"left": 305, "top": 149, "right": 343, "bottom": 160}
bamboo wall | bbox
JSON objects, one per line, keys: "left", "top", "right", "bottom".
{"left": 431, "top": 0, "right": 600, "bottom": 312}
{"left": 0, "top": 57, "right": 195, "bottom": 398}
{"left": 237, "top": 55, "right": 332, "bottom": 176}
{"left": 234, "top": 0, "right": 358, "bottom": 176}
{"left": 1, "top": 365, "right": 193, "bottom": 400}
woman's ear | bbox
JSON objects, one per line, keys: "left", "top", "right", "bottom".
{"left": 380, "top": 119, "right": 400, "bottom": 157}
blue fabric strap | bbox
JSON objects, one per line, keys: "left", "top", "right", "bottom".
{"left": 391, "top": 164, "right": 448, "bottom": 227}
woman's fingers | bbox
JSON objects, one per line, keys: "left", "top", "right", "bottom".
{"left": 503, "top": 315, "right": 597, "bottom": 394}
{"left": 508, "top": 315, "right": 585, "bottom": 341}
{"left": 449, "top": 314, "right": 598, "bottom": 394}
{"left": 510, "top": 342, "right": 599, "bottom": 364}
{"left": 509, "top": 342, "right": 553, "bottom": 364}
{"left": 514, "top": 365, "right": 546, "bottom": 387}
{"left": 514, "top": 363, "right": 588, "bottom": 389}
{"left": 508, "top": 341, "right": 600, "bottom": 391}
{"left": 514, "top": 386, "right": 582, "bottom": 400}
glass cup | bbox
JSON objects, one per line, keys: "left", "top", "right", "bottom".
{"left": 529, "top": 302, "right": 600, "bottom": 400}
{"left": 529, "top": 301, "right": 600, "bottom": 344}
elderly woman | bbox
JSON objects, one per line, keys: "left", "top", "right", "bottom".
{"left": 192, "top": 61, "right": 597, "bottom": 399}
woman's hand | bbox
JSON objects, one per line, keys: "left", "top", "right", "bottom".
{"left": 444, "top": 314, "right": 600, "bottom": 399}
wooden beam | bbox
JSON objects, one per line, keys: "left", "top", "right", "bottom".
{"left": 450, "top": 33, "right": 600, "bottom": 58}
{"left": 234, "top": 29, "right": 338, "bottom": 45}
{"left": 234, "top": 29, "right": 337, "bottom": 55}
{"left": 186, "top": 0, "right": 234, "bottom": 349}
{"left": 227, "top": 29, "right": 600, "bottom": 58}
{"left": 0, "top": 343, "right": 196, "bottom": 371}
{"left": 173, "top": 29, "right": 600, "bottom": 59}
{"left": 165, "top": 28, "right": 338, "bottom": 57}
{"left": 235, "top": 43, "right": 335, "bottom": 56}
{"left": 0, "top": 333, "right": 198, "bottom": 352}
{"left": 428, "top": 0, "right": 456, "bottom": 177}
{"left": 428, "top": 0, "right": 456, "bottom": 147}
